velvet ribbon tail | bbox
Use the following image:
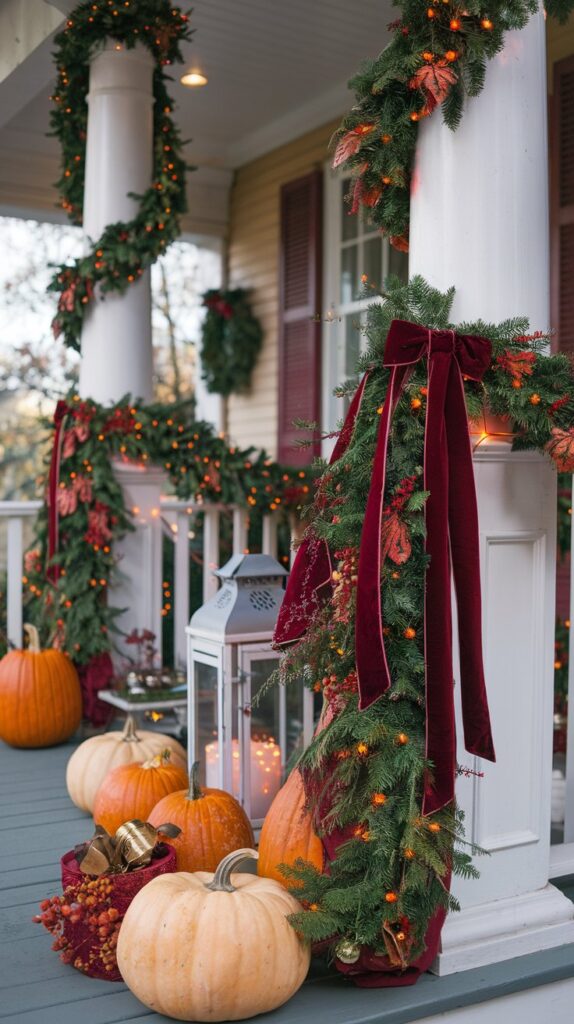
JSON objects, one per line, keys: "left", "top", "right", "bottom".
{"left": 354, "top": 320, "right": 496, "bottom": 815}
{"left": 273, "top": 372, "right": 370, "bottom": 646}
{"left": 47, "top": 400, "right": 70, "bottom": 584}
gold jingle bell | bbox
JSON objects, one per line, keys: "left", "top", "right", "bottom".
{"left": 335, "top": 937, "right": 361, "bottom": 964}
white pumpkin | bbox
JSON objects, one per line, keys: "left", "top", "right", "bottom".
{"left": 65, "top": 715, "right": 186, "bottom": 812}
{"left": 117, "top": 848, "right": 310, "bottom": 1021}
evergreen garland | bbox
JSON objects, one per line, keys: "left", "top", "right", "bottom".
{"left": 200, "top": 289, "right": 263, "bottom": 396}
{"left": 275, "top": 276, "right": 574, "bottom": 966}
{"left": 48, "top": 0, "right": 192, "bottom": 351}
{"left": 334, "top": 0, "right": 574, "bottom": 249}
{"left": 25, "top": 394, "right": 312, "bottom": 664}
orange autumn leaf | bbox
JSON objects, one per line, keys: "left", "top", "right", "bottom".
{"left": 333, "top": 125, "right": 375, "bottom": 168}
{"left": 409, "top": 61, "right": 457, "bottom": 112}
{"left": 381, "top": 513, "right": 411, "bottom": 565}
{"left": 390, "top": 234, "right": 409, "bottom": 253}
{"left": 546, "top": 428, "right": 574, "bottom": 472}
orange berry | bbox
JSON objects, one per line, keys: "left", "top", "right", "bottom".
{"left": 450, "top": 18, "right": 461, "bottom": 30}
{"left": 422, "top": 51, "right": 434, "bottom": 62}
{"left": 512, "top": 378, "right": 522, "bottom": 389}
{"left": 429, "top": 822, "right": 442, "bottom": 833}
{"left": 445, "top": 50, "right": 458, "bottom": 61}
{"left": 381, "top": 134, "right": 392, "bottom": 144}
{"left": 404, "top": 848, "right": 415, "bottom": 860}
{"left": 385, "top": 891, "right": 398, "bottom": 903}
{"left": 427, "top": 7, "right": 436, "bottom": 17}
{"left": 357, "top": 742, "right": 369, "bottom": 755}
{"left": 396, "top": 931, "right": 406, "bottom": 941}
{"left": 481, "top": 18, "right": 493, "bottom": 30}
{"left": 396, "top": 733, "right": 409, "bottom": 746}
{"left": 372, "top": 793, "right": 387, "bottom": 806}
{"left": 309, "top": 903, "right": 319, "bottom": 912}
{"left": 403, "top": 627, "right": 416, "bottom": 640}
{"left": 410, "top": 112, "right": 420, "bottom": 122}
{"left": 411, "top": 397, "right": 422, "bottom": 410}
{"left": 529, "top": 393, "right": 541, "bottom": 405}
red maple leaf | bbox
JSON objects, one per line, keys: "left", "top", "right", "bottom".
{"left": 381, "top": 513, "right": 412, "bottom": 565}
{"left": 409, "top": 61, "right": 457, "bottom": 113}
{"left": 546, "top": 428, "right": 574, "bottom": 472}
{"left": 333, "top": 125, "right": 375, "bottom": 169}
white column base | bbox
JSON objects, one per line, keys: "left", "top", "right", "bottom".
{"left": 112, "top": 463, "right": 166, "bottom": 663}
{"left": 433, "top": 885, "right": 574, "bottom": 975}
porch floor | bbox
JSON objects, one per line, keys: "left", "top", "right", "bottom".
{"left": 1, "top": 739, "right": 574, "bottom": 1024}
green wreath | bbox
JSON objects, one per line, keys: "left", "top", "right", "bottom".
{"left": 48, "top": 0, "right": 192, "bottom": 351}
{"left": 200, "top": 289, "right": 264, "bottom": 397}
{"left": 334, "top": 0, "right": 574, "bottom": 250}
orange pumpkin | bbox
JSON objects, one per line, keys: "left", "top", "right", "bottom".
{"left": 148, "top": 761, "right": 254, "bottom": 871}
{"left": 258, "top": 767, "right": 324, "bottom": 886}
{"left": 0, "top": 624, "right": 82, "bottom": 748}
{"left": 93, "top": 750, "right": 188, "bottom": 834}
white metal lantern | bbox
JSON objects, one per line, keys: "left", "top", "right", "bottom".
{"left": 186, "top": 553, "right": 314, "bottom": 827}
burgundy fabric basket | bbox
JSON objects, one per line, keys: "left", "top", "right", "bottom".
{"left": 59, "top": 844, "right": 176, "bottom": 981}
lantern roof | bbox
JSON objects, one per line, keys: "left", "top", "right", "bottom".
{"left": 187, "top": 552, "right": 288, "bottom": 643}
{"left": 214, "top": 553, "right": 288, "bottom": 580}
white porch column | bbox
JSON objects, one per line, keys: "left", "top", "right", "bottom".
{"left": 79, "top": 43, "right": 154, "bottom": 404}
{"left": 410, "top": 10, "right": 574, "bottom": 972}
{"left": 78, "top": 43, "right": 162, "bottom": 658}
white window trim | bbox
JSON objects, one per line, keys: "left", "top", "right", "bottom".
{"left": 321, "top": 160, "right": 405, "bottom": 459}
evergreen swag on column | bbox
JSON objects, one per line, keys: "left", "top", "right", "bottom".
{"left": 270, "top": 276, "right": 574, "bottom": 985}
{"left": 333, "top": 0, "right": 574, "bottom": 249}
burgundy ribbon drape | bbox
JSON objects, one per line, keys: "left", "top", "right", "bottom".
{"left": 47, "top": 399, "right": 70, "bottom": 583}
{"left": 46, "top": 400, "right": 114, "bottom": 726}
{"left": 274, "top": 317, "right": 496, "bottom": 813}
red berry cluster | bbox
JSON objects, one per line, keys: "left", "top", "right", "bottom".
{"left": 323, "top": 669, "right": 359, "bottom": 714}
{"left": 384, "top": 475, "right": 417, "bottom": 516}
{"left": 332, "top": 547, "right": 358, "bottom": 625}
{"left": 33, "top": 876, "right": 121, "bottom": 975}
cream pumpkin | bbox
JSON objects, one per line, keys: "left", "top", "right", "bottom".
{"left": 65, "top": 715, "right": 186, "bottom": 812}
{"left": 117, "top": 848, "right": 310, "bottom": 1022}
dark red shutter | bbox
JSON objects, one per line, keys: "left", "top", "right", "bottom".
{"left": 278, "top": 170, "right": 322, "bottom": 465}
{"left": 551, "top": 56, "right": 574, "bottom": 356}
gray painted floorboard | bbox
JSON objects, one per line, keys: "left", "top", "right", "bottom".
{"left": 1, "top": 738, "right": 573, "bottom": 1024}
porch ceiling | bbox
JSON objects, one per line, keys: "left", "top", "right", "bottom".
{"left": 0, "top": 0, "right": 392, "bottom": 233}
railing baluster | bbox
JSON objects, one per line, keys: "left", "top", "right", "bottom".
{"left": 563, "top": 474, "right": 574, "bottom": 843}
{"left": 173, "top": 510, "right": 190, "bottom": 670}
{"left": 232, "top": 507, "right": 248, "bottom": 554}
{"left": 262, "top": 514, "right": 278, "bottom": 559}
{"left": 7, "top": 517, "right": 23, "bottom": 648}
{"left": 203, "top": 508, "right": 220, "bottom": 602}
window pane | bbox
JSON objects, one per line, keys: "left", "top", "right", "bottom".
{"left": 341, "top": 245, "right": 358, "bottom": 304}
{"left": 363, "top": 237, "right": 383, "bottom": 290}
{"left": 341, "top": 179, "right": 357, "bottom": 241}
{"left": 249, "top": 657, "right": 282, "bottom": 818}
{"left": 345, "top": 314, "right": 362, "bottom": 377}
{"left": 388, "top": 246, "right": 409, "bottom": 283}
{"left": 195, "top": 661, "right": 219, "bottom": 787}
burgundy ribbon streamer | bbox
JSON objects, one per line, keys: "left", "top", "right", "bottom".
{"left": 275, "top": 318, "right": 496, "bottom": 814}
{"left": 47, "top": 400, "right": 70, "bottom": 583}
{"left": 356, "top": 319, "right": 495, "bottom": 813}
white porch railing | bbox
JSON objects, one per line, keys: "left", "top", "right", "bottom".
{"left": 0, "top": 498, "right": 284, "bottom": 669}
{"left": 550, "top": 481, "right": 574, "bottom": 878}
{"left": 0, "top": 500, "right": 43, "bottom": 649}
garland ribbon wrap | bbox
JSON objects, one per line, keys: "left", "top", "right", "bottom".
{"left": 355, "top": 320, "right": 496, "bottom": 814}
{"left": 276, "top": 322, "right": 496, "bottom": 812}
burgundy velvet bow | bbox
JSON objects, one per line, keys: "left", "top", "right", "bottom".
{"left": 275, "top": 318, "right": 496, "bottom": 815}
{"left": 355, "top": 318, "right": 495, "bottom": 814}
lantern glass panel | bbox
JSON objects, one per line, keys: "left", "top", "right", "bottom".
{"left": 194, "top": 660, "right": 219, "bottom": 786}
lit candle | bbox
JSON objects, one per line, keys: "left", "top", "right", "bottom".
{"left": 205, "top": 737, "right": 282, "bottom": 818}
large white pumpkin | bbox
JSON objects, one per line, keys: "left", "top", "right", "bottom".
{"left": 117, "top": 849, "right": 310, "bottom": 1021}
{"left": 65, "top": 715, "right": 186, "bottom": 812}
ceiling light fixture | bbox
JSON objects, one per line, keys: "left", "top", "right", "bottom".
{"left": 181, "top": 70, "right": 208, "bottom": 87}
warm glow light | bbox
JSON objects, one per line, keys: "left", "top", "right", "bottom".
{"left": 181, "top": 70, "right": 208, "bottom": 87}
